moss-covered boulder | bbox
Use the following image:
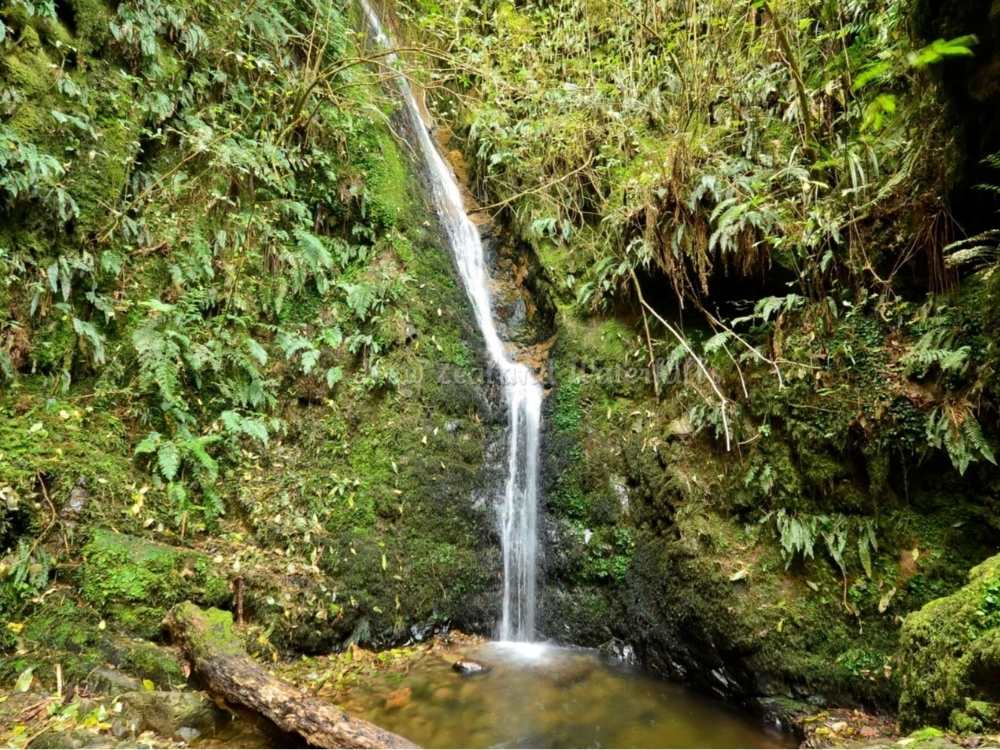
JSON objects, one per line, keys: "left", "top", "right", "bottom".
{"left": 80, "top": 530, "right": 230, "bottom": 638}
{"left": 1, "top": 587, "right": 186, "bottom": 690}
{"left": 898, "top": 553, "right": 1000, "bottom": 731}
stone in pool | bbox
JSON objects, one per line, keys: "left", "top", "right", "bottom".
{"left": 453, "top": 659, "right": 490, "bottom": 675}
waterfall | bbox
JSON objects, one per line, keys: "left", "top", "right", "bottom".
{"left": 359, "top": 1, "right": 543, "bottom": 642}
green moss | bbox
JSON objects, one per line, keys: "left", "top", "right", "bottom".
{"left": 1, "top": 588, "right": 185, "bottom": 689}
{"left": 897, "top": 553, "right": 1000, "bottom": 731}
{"left": 0, "top": 382, "right": 137, "bottom": 515}
{"left": 176, "top": 604, "right": 246, "bottom": 657}
{"left": 80, "top": 529, "right": 230, "bottom": 638}
{"left": 111, "top": 636, "right": 185, "bottom": 687}
{"left": 552, "top": 370, "right": 582, "bottom": 433}
{"left": 356, "top": 122, "right": 413, "bottom": 230}
{"left": 905, "top": 726, "right": 946, "bottom": 743}
{"left": 68, "top": 0, "right": 114, "bottom": 52}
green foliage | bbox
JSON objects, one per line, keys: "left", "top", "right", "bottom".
{"left": 767, "top": 509, "right": 878, "bottom": 578}
{"left": 409, "top": 0, "right": 960, "bottom": 307}
{"left": 946, "top": 151, "right": 1000, "bottom": 270}
{"left": 926, "top": 406, "right": 997, "bottom": 476}
{"left": 0, "top": 540, "right": 52, "bottom": 617}
{"left": 0, "top": 0, "right": 426, "bottom": 530}
{"left": 978, "top": 578, "right": 1000, "bottom": 630}
{"left": 0, "top": 123, "right": 77, "bottom": 221}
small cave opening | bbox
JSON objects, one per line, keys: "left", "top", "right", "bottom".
{"left": 54, "top": 0, "right": 77, "bottom": 38}
{"left": 915, "top": 0, "right": 1000, "bottom": 238}
{"left": 626, "top": 257, "right": 800, "bottom": 335}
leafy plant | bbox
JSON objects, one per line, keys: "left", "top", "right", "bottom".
{"left": 926, "top": 405, "right": 997, "bottom": 476}
{"left": 768, "top": 510, "right": 879, "bottom": 580}
{"left": 0, "top": 125, "right": 78, "bottom": 222}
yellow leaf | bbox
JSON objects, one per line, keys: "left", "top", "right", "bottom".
{"left": 142, "top": 679, "right": 154, "bottom": 691}
{"left": 15, "top": 667, "right": 33, "bottom": 692}
{"left": 6, "top": 622, "right": 24, "bottom": 634}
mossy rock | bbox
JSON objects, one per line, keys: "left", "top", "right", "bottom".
{"left": 898, "top": 553, "right": 1000, "bottom": 731}
{"left": 118, "top": 689, "right": 225, "bottom": 739}
{"left": 80, "top": 529, "right": 231, "bottom": 638}
{"left": 106, "top": 636, "right": 186, "bottom": 688}
{"left": 2, "top": 589, "right": 185, "bottom": 690}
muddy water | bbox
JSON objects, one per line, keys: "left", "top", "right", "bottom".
{"left": 337, "top": 642, "right": 790, "bottom": 748}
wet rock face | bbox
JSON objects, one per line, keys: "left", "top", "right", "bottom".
{"left": 482, "top": 226, "right": 557, "bottom": 349}
{"left": 599, "top": 638, "right": 637, "bottom": 666}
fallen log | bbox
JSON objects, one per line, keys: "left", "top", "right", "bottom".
{"left": 164, "top": 602, "right": 418, "bottom": 749}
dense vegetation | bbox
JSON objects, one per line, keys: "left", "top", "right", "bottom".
{"left": 396, "top": 0, "right": 1000, "bottom": 733}
{"left": 0, "top": 0, "right": 504, "bottom": 721}
{"left": 1, "top": 0, "right": 999, "bottom": 744}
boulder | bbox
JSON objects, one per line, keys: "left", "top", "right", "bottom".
{"left": 80, "top": 529, "right": 230, "bottom": 638}
{"left": 897, "top": 553, "right": 1000, "bottom": 732}
{"left": 118, "top": 690, "right": 225, "bottom": 739}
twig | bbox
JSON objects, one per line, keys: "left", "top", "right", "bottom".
{"left": 630, "top": 275, "right": 662, "bottom": 398}
{"left": 27, "top": 473, "right": 60, "bottom": 559}
{"left": 469, "top": 155, "right": 595, "bottom": 215}
{"left": 763, "top": 1, "right": 815, "bottom": 152}
{"left": 235, "top": 577, "right": 245, "bottom": 627}
{"left": 630, "top": 269, "right": 732, "bottom": 451}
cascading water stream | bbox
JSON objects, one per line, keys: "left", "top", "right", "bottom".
{"left": 359, "top": 1, "right": 543, "bottom": 642}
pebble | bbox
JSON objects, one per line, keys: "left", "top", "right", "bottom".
{"left": 385, "top": 686, "right": 412, "bottom": 710}
{"left": 453, "top": 660, "right": 489, "bottom": 675}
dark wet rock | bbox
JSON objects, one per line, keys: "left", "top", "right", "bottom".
{"left": 538, "top": 584, "right": 614, "bottom": 645}
{"left": 599, "top": 638, "right": 637, "bottom": 666}
{"left": 453, "top": 659, "right": 490, "bottom": 675}
{"left": 707, "top": 666, "right": 742, "bottom": 697}
{"left": 65, "top": 476, "right": 89, "bottom": 515}
{"left": 119, "top": 690, "right": 225, "bottom": 739}
{"left": 505, "top": 297, "right": 527, "bottom": 331}
{"left": 410, "top": 622, "right": 434, "bottom": 642}
{"left": 85, "top": 667, "right": 142, "bottom": 694}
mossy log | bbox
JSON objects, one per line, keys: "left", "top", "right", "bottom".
{"left": 164, "top": 602, "right": 418, "bottom": 749}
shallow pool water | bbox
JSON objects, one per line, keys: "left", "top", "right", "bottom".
{"left": 334, "top": 641, "right": 792, "bottom": 748}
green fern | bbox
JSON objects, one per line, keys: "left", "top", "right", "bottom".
{"left": 926, "top": 406, "right": 998, "bottom": 475}
{"left": 770, "top": 510, "right": 879, "bottom": 577}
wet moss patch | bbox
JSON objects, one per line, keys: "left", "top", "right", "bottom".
{"left": 898, "top": 553, "right": 1000, "bottom": 732}
{"left": 80, "top": 529, "right": 230, "bottom": 637}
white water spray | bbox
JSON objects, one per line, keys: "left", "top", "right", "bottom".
{"left": 359, "top": 1, "right": 543, "bottom": 642}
